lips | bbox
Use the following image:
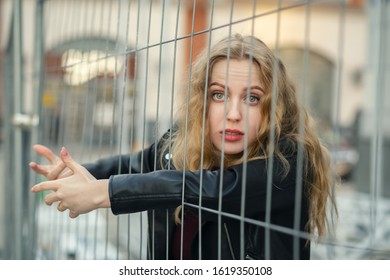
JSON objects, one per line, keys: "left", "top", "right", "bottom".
{"left": 221, "top": 129, "right": 244, "bottom": 141}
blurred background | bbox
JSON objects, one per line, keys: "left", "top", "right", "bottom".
{"left": 0, "top": 0, "right": 389, "bottom": 260}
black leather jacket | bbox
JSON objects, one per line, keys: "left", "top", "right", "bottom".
{"left": 85, "top": 132, "right": 310, "bottom": 260}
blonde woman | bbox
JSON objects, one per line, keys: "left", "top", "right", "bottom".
{"left": 30, "top": 33, "right": 336, "bottom": 260}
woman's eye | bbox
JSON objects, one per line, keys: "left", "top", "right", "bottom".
{"left": 246, "top": 95, "right": 260, "bottom": 105}
{"left": 212, "top": 92, "right": 225, "bottom": 101}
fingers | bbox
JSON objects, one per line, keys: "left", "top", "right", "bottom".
{"left": 57, "top": 202, "right": 67, "bottom": 212}
{"left": 57, "top": 203, "right": 79, "bottom": 218}
{"left": 46, "top": 161, "right": 67, "bottom": 180}
{"left": 30, "top": 144, "right": 63, "bottom": 179}
{"left": 30, "top": 145, "right": 72, "bottom": 180}
{"left": 31, "top": 146, "right": 87, "bottom": 220}
{"left": 29, "top": 161, "right": 52, "bottom": 176}
{"left": 43, "top": 191, "right": 61, "bottom": 206}
{"left": 69, "top": 211, "right": 79, "bottom": 219}
{"left": 31, "top": 181, "right": 59, "bottom": 194}
{"left": 31, "top": 178, "right": 80, "bottom": 218}
{"left": 33, "top": 144, "right": 58, "bottom": 164}
{"left": 58, "top": 169, "right": 73, "bottom": 179}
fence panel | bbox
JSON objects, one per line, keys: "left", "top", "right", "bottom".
{"left": 1, "top": 0, "right": 389, "bottom": 260}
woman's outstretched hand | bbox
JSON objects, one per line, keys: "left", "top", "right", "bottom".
{"left": 30, "top": 147, "right": 110, "bottom": 218}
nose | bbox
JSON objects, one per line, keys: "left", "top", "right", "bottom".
{"left": 226, "top": 99, "right": 242, "bottom": 122}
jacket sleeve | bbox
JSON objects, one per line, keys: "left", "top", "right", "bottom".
{"left": 83, "top": 142, "right": 158, "bottom": 179}
{"left": 109, "top": 150, "right": 303, "bottom": 218}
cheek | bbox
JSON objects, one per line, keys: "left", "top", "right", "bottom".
{"left": 248, "top": 111, "right": 262, "bottom": 140}
{"left": 207, "top": 114, "right": 215, "bottom": 137}
{"left": 207, "top": 106, "right": 220, "bottom": 130}
{"left": 249, "top": 109, "right": 261, "bottom": 128}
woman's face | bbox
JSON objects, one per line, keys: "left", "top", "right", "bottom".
{"left": 208, "top": 59, "right": 264, "bottom": 155}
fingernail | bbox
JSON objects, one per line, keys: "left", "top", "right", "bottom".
{"left": 61, "top": 147, "right": 68, "bottom": 156}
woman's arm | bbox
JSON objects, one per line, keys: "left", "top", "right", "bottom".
{"left": 109, "top": 152, "right": 301, "bottom": 217}
{"left": 31, "top": 139, "right": 302, "bottom": 219}
{"left": 82, "top": 132, "right": 168, "bottom": 178}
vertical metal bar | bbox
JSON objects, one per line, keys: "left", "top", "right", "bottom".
{"left": 113, "top": 0, "right": 122, "bottom": 260}
{"left": 264, "top": 0, "right": 282, "bottom": 260}
{"left": 129, "top": 0, "right": 149, "bottom": 259}
{"left": 120, "top": 0, "right": 133, "bottom": 259}
{"left": 128, "top": 0, "right": 143, "bottom": 260}
{"left": 217, "top": 0, "right": 234, "bottom": 260}
{"left": 92, "top": 1, "right": 107, "bottom": 255}
{"left": 165, "top": 0, "right": 181, "bottom": 260}
{"left": 180, "top": 0, "right": 198, "bottom": 260}
{"left": 117, "top": 0, "right": 131, "bottom": 157}
{"left": 150, "top": 0, "right": 167, "bottom": 261}
{"left": 83, "top": 0, "right": 99, "bottom": 260}
{"left": 292, "top": 0, "right": 312, "bottom": 261}
{"left": 11, "top": 0, "right": 23, "bottom": 260}
{"left": 322, "top": 0, "right": 347, "bottom": 259}
{"left": 153, "top": 0, "right": 166, "bottom": 171}
{"left": 138, "top": 0, "right": 153, "bottom": 258}
{"left": 104, "top": 0, "right": 115, "bottom": 261}
{"left": 2, "top": 4, "right": 15, "bottom": 260}
{"left": 368, "top": 0, "right": 386, "bottom": 253}
{"left": 198, "top": 0, "right": 215, "bottom": 260}
{"left": 116, "top": 0, "right": 131, "bottom": 260}
{"left": 239, "top": 0, "right": 257, "bottom": 260}
{"left": 77, "top": 0, "right": 93, "bottom": 260}
{"left": 28, "top": 0, "right": 45, "bottom": 260}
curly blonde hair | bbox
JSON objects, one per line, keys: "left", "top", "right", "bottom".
{"left": 162, "top": 33, "right": 337, "bottom": 236}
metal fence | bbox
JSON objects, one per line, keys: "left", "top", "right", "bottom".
{"left": 1, "top": 0, "right": 389, "bottom": 260}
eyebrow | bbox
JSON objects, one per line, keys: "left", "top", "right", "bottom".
{"left": 209, "top": 82, "right": 265, "bottom": 94}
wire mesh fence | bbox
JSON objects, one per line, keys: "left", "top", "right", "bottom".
{"left": 1, "top": 0, "right": 389, "bottom": 260}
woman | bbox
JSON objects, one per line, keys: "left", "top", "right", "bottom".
{"left": 30, "top": 33, "right": 336, "bottom": 260}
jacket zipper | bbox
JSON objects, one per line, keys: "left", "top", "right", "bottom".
{"left": 223, "top": 223, "right": 236, "bottom": 260}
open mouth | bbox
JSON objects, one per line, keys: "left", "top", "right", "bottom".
{"left": 221, "top": 129, "right": 244, "bottom": 141}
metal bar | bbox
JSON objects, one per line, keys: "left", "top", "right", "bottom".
{"left": 165, "top": 0, "right": 181, "bottom": 260}
{"left": 264, "top": 0, "right": 282, "bottom": 260}
{"left": 238, "top": 0, "right": 257, "bottom": 260}
{"left": 368, "top": 0, "right": 387, "bottom": 254}
{"left": 292, "top": 0, "right": 312, "bottom": 261}
{"left": 28, "top": 0, "right": 46, "bottom": 260}
{"left": 139, "top": 0, "right": 153, "bottom": 258}
{"left": 128, "top": 0, "right": 144, "bottom": 260}
{"left": 153, "top": 0, "right": 166, "bottom": 172}
{"left": 217, "top": 0, "right": 235, "bottom": 260}
{"left": 11, "top": 0, "right": 24, "bottom": 260}
{"left": 180, "top": 0, "right": 199, "bottom": 260}
{"left": 198, "top": 0, "right": 215, "bottom": 260}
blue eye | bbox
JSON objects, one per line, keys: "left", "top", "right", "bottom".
{"left": 212, "top": 92, "right": 225, "bottom": 101}
{"left": 246, "top": 95, "right": 260, "bottom": 105}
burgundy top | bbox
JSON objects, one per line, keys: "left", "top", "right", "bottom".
{"left": 172, "top": 211, "right": 199, "bottom": 259}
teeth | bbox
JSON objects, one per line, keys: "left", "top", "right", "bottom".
{"left": 225, "top": 132, "right": 239, "bottom": 135}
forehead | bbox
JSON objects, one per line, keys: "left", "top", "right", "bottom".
{"left": 210, "top": 59, "right": 261, "bottom": 84}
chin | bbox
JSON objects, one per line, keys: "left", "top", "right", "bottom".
{"left": 221, "top": 146, "right": 244, "bottom": 155}
{"left": 213, "top": 142, "right": 244, "bottom": 156}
